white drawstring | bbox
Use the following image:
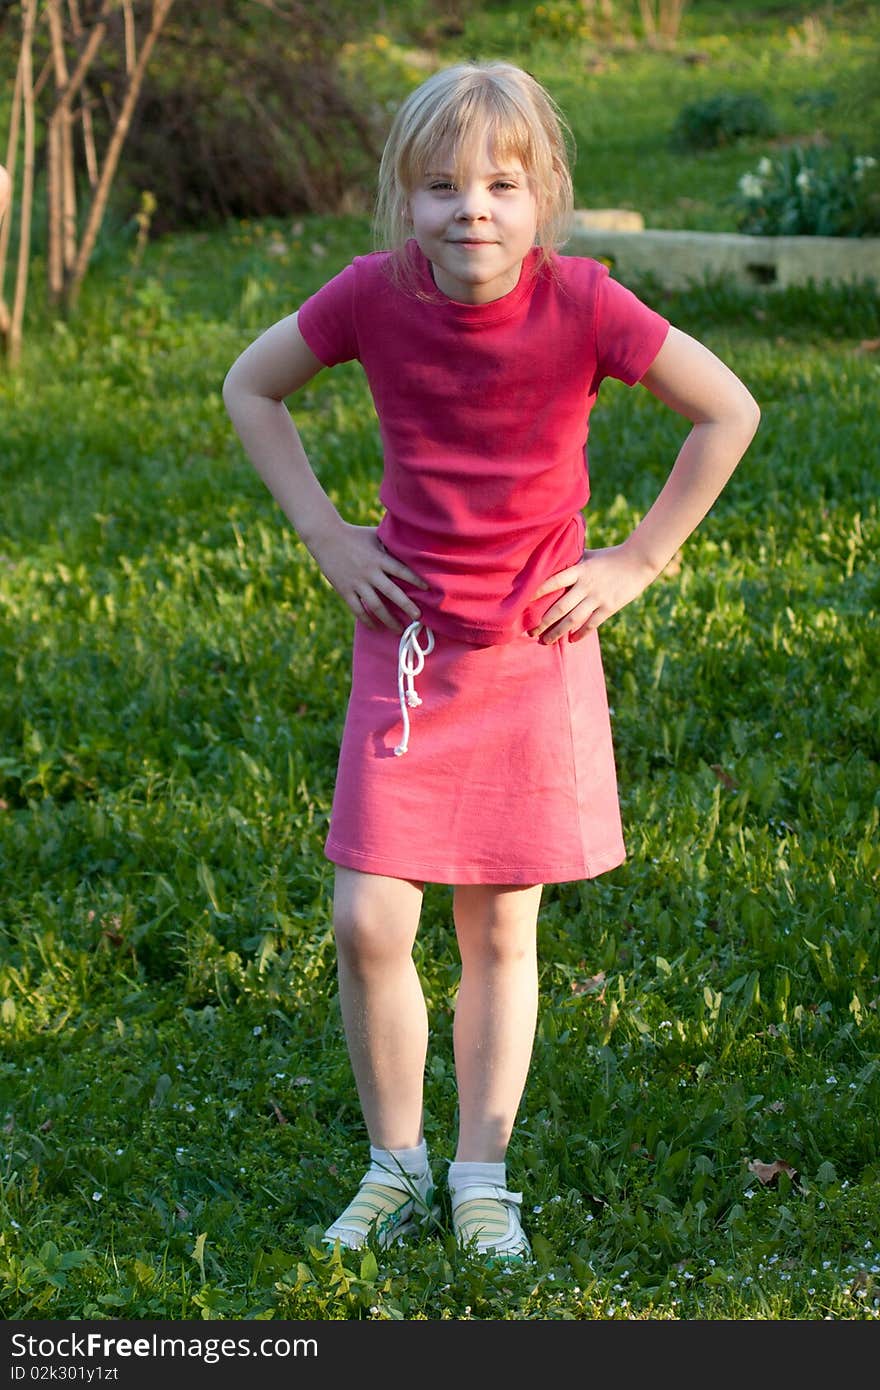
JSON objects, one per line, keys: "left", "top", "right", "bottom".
{"left": 394, "top": 620, "right": 435, "bottom": 756}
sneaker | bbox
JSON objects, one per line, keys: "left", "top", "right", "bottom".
{"left": 450, "top": 1182, "right": 532, "bottom": 1264}
{"left": 323, "top": 1159, "right": 437, "bottom": 1251}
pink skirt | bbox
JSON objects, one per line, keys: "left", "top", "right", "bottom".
{"left": 324, "top": 621, "right": 626, "bottom": 886}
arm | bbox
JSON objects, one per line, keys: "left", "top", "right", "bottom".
{"left": 529, "top": 325, "right": 760, "bottom": 642}
{"left": 222, "top": 313, "right": 428, "bottom": 632}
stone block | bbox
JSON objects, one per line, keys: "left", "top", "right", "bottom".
{"left": 563, "top": 225, "right": 880, "bottom": 290}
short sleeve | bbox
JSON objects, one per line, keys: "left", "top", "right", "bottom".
{"left": 594, "top": 267, "right": 670, "bottom": 386}
{"left": 296, "top": 261, "right": 359, "bottom": 367}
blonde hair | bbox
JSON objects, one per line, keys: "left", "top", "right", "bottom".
{"left": 373, "top": 61, "right": 575, "bottom": 297}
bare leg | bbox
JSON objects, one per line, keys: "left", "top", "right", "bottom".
{"left": 451, "top": 882, "right": 543, "bottom": 1162}
{"left": 332, "top": 865, "right": 427, "bottom": 1150}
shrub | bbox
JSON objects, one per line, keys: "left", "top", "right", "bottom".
{"left": 733, "top": 146, "right": 880, "bottom": 237}
{"left": 671, "top": 93, "right": 777, "bottom": 151}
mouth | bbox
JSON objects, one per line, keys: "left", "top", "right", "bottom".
{"left": 449, "top": 239, "right": 496, "bottom": 246}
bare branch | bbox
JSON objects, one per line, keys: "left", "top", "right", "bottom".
{"left": 66, "top": 0, "right": 176, "bottom": 310}
{"left": 0, "top": 45, "right": 24, "bottom": 323}
{"left": 9, "top": 0, "right": 38, "bottom": 366}
{"left": 122, "top": 0, "right": 136, "bottom": 73}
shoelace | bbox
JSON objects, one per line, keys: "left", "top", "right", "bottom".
{"left": 394, "top": 620, "right": 435, "bottom": 756}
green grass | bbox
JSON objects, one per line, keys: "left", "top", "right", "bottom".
{"left": 1, "top": 3, "right": 880, "bottom": 1324}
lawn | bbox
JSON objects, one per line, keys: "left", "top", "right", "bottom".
{"left": 0, "top": 0, "right": 879, "bottom": 1323}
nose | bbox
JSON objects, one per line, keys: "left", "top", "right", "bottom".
{"left": 454, "top": 180, "right": 489, "bottom": 220}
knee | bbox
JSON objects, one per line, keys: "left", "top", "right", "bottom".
{"left": 333, "top": 902, "right": 411, "bottom": 974}
{"left": 455, "top": 915, "right": 536, "bottom": 969}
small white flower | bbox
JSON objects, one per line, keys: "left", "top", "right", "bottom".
{"left": 185, "top": 1103, "right": 195, "bottom": 1113}
{"left": 92, "top": 1191, "right": 103, "bottom": 1201}
{"left": 758, "top": 156, "right": 774, "bottom": 177}
{"left": 10, "top": 1219, "right": 20, "bottom": 1229}
{"left": 116, "top": 1148, "right": 123, "bottom": 1155}
{"left": 825, "top": 1075, "right": 837, "bottom": 1086}
{"left": 739, "top": 173, "right": 765, "bottom": 199}
{"left": 796, "top": 169, "right": 813, "bottom": 192}
{"left": 253, "top": 1025, "right": 263, "bottom": 1036}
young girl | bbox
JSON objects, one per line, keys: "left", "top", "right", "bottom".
{"left": 223, "top": 61, "right": 760, "bottom": 1263}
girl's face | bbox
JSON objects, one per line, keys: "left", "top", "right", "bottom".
{"left": 406, "top": 132, "right": 539, "bottom": 305}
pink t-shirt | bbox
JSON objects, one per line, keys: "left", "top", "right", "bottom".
{"left": 297, "top": 240, "right": 669, "bottom": 644}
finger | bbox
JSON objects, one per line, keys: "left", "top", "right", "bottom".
{"left": 353, "top": 594, "right": 380, "bottom": 630}
{"left": 530, "top": 593, "right": 586, "bottom": 639}
{"left": 569, "top": 606, "right": 608, "bottom": 640}
{"left": 538, "top": 599, "right": 599, "bottom": 644}
{"left": 357, "top": 587, "right": 404, "bottom": 633}
{"left": 375, "top": 540, "right": 431, "bottom": 590}
{"left": 373, "top": 574, "right": 423, "bottom": 623}
{"left": 383, "top": 557, "right": 431, "bottom": 590}
{"left": 530, "top": 564, "right": 583, "bottom": 603}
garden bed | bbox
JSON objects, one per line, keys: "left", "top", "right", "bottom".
{"left": 567, "top": 214, "right": 880, "bottom": 290}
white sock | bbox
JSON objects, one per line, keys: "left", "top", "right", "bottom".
{"left": 369, "top": 1139, "right": 429, "bottom": 1181}
{"left": 448, "top": 1159, "right": 506, "bottom": 1196}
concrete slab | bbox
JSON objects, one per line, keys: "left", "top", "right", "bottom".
{"left": 565, "top": 218, "right": 880, "bottom": 289}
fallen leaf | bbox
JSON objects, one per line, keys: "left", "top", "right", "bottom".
{"left": 271, "top": 1102, "right": 288, "bottom": 1125}
{"left": 711, "top": 763, "right": 738, "bottom": 790}
{"left": 571, "top": 971, "right": 606, "bottom": 998}
{"left": 766, "top": 1100, "right": 785, "bottom": 1113}
{"left": 857, "top": 338, "right": 880, "bottom": 353}
{"left": 748, "top": 1158, "right": 798, "bottom": 1184}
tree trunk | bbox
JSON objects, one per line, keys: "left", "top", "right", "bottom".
{"left": 0, "top": 51, "right": 24, "bottom": 341}
{"left": 9, "top": 0, "right": 38, "bottom": 367}
{"left": 67, "top": 0, "right": 98, "bottom": 187}
{"left": 47, "top": 1, "right": 69, "bottom": 303}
